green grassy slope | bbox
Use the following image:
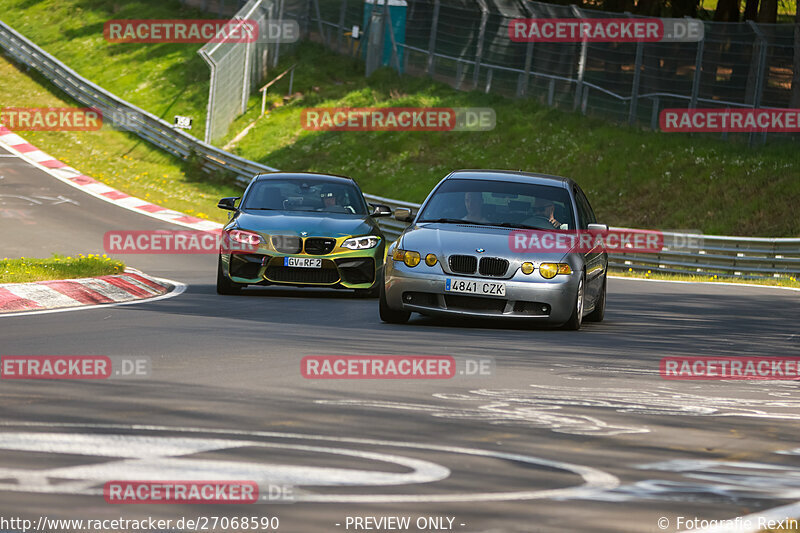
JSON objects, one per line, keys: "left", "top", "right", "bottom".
{"left": 0, "top": 0, "right": 213, "bottom": 136}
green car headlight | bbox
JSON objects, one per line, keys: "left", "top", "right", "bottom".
{"left": 341, "top": 236, "right": 380, "bottom": 250}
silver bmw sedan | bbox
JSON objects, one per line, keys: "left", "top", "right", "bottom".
{"left": 379, "top": 170, "right": 609, "bottom": 330}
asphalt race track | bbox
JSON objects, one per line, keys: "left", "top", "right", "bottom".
{"left": 1, "top": 144, "right": 799, "bottom": 533}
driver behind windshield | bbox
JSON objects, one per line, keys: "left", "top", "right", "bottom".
{"left": 463, "top": 191, "right": 489, "bottom": 223}
{"left": 321, "top": 189, "right": 339, "bottom": 209}
{"left": 320, "top": 184, "right": 356, "bottom": 213}
{"left": 531, "top": 198, "right": 563, "bottom": 229}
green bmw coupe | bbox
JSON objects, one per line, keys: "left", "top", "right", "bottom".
{"left": 216, "top": 172, "right": 392, "bottom": 297}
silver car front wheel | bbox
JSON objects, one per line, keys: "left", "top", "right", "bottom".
{"left": 562, "top": 276, "right": 584, "bottom": 331}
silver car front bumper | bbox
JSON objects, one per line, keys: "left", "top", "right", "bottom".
{"left": 384, "top": 259, "right": 580, "bottom": 324}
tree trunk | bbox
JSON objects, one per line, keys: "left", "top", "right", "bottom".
{"left": 670, "top": 0, "right": 698, "bottom": 18}
{"left": 791, "top": 0, "right": 800, "bottom": 107}
{"left": 757, "top": 0, "right": 777, "bottom": 23}
{"left": 636, "top": 0, "right": 662, "bottom": 16}
{"left": 601, "top": 0, "right": 630, "bottom": 12}
{"left": 743, "top": 0, "right": 759, "bottom": 21}
{"left": 713, "top": 0, "right": 741, "bottom": 21}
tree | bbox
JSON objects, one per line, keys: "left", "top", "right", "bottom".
{"left": 757, "top": 0, "right": 778, "bottom": 22}
{"left": 743, "top": 0, "right": 759, "bottom": 21}
{"left": 714, "top": 0, "right": 741, "bottom": 21}
{"left": 671, "top": 0, "right": 699, "bottom": 17}
{"left": 636, "top": 0, "right": 662, "bottom": 16}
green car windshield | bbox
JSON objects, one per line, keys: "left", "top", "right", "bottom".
{"left": 243, "top": 178, "right": 368, "bottom": 215}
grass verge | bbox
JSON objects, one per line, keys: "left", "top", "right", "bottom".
{"left": 610, "top": 268, "right": 800, "bottom": 288}
{"left": 0, "top": 254, "right": 125, "bottom": 284}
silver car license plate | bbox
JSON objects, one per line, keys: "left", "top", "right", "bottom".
{"left": 445, "top": 278, "right": 506, "bottom": 297}
{"left": 285, "top": 257, "right": 321, "bottom": 268}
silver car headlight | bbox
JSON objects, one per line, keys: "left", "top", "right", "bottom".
{"left": 341, "top": 236, "right": 380, "bottom": 250}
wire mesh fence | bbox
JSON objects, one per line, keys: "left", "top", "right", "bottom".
{"left": 308, "top": 0, "right": 799, "bottom": 143}
{"left": 188, "top": 0, "right": 798, "bottom": 144}
{"left": 195, "top": 0, "right": 304, "bottom": 143}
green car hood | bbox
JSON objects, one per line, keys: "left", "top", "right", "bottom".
{"left": 231, "top": 210, "right": 380, "bottom": 238}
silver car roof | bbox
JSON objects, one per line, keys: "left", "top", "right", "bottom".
{"left": 444, "top": 169, "right": 573, "bottom": 189}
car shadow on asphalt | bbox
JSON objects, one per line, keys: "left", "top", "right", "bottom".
{"left": 144, "top": 279, "right": 800, "bottom": 359}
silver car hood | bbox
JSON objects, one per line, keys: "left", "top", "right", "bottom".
{"left": 400, "top": 223, "right": 568, "bottom": 265}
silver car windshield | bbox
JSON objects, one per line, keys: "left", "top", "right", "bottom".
{"left": 417, "top": 178, "right": 575, "bottom": 230}
{"left": 243, "top": 178, "right": 367, "bottom": 215}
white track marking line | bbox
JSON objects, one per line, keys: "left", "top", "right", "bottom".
{"left": 0, "top": 132, "right": 26, "bottom": 145}
{"left": 0, "top": 422, "right": 619, "bottom": 503}
{"left": 0, "top": 433, "right": 450, "bottom": 490}
{"left": 24, "top": 150, "right": 56, "bottom": 163}
{"left": 49, "top": 167, "right": 82, "bottom": 179}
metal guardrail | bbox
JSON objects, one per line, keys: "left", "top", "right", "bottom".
{"left": 607, "top": 230, "right": 800, "bottom": 279}
{"left": 0, "top": 20, "right": 798, "bottom": 279}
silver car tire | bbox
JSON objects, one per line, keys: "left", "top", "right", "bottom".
{"left": 562, "top": 275, "right": 584, "bottom": 331}
{"left": 379, "top": 275, "right": 410, "bottom": 324}
{"left": 585, "top": 274, "right": 606, "bottom": 322}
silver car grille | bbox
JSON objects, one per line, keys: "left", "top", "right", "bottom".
{"left": 448, "top": 255, "right": 478, "bottom": 274}
{"left": 447, "top": 255, "right": 508, "bottom": 277}
{"left": 478, "top": 257, "right": 509, "bottom": 277}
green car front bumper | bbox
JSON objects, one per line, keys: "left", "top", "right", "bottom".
{"left": 221, "top": 237, "right": 385, "bottom": 289}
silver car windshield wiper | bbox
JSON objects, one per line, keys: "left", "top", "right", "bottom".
{"left": 419, "top": 218, "right": 543, "bottom": 230}
{"left": 492, "top": 222, "right": 548, "bottom": 230}
{"left": 418, "top": 217, "right": 481, "bottom": 224}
